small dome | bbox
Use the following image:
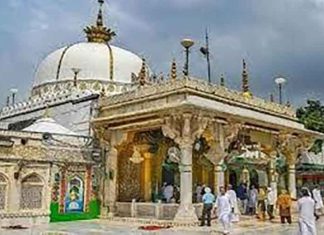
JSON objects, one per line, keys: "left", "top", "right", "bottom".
{"left": 33, "top": 42, "right": 143, "bottom": 88}
{"left": 23, "top": 117, "right": 77, "bottom": 136}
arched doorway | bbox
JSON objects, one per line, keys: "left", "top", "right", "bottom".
{"left": 250, "top": 169, "right": 259, "bottom": 188}
{"left": 229, "top": 170, "right": 238, "bottom": 190}
{"left": 65, "top": 176, "right": 84, "bottom": 213}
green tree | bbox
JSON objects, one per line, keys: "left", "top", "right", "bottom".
{"left": 296, "top": 100, "right": 324, "bottom": 153}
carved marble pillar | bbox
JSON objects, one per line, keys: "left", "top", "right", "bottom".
{"left": 288, "top": 164, "right": 297, "bottom": 199}
{"left": 176, "top": 141, "right": 196, "bottom": 221}
{"left": 162, "top": 113, "right": 209, "bottom": 222}
{"left": 214, "top": 162, "right": 225, "bottom": 195}
{"left": 106, "top": 145, "right": 118, "bottom": 217}
{"left": 269, "top": 154, "right": 278, "bottom": 204}
{"left": 97, "top": 129, "right": 127, "bottom": 218}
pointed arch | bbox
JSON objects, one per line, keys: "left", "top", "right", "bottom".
{"left": 65, "top": 175, "right": 85, "bottom": 213}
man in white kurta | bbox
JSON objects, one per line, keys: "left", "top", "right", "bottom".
{"left": 312, "top": 185, "right": 323, "bottom": 218}
{"left": 267, "top": 187, "right": 276, "bottom": 220}
{"left": 215, "top": 186, "right": 232, "bottom": 235}
{"left": 226, "top": 184, "right": 240, "bottom": 222}
{"left": 298, "top": 187, "right": 317, "bottom": 235}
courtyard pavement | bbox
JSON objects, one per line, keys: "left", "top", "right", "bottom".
{"left": 0, "top": 217, "right": 323, "bottom": 235}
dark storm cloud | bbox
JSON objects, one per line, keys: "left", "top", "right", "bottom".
{"left": 1, "top": 0, "right": 324, "bottom": 107}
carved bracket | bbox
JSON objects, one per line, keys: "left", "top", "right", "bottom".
{"left": 162, "top": 113, "right": 210, "bottom": 147}
{"left": 223, "top": 120, "right": 243, "bottom": 151}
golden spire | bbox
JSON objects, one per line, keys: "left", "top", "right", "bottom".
{"left": 270, "top": 93, "right": 274, "bottom": 102}
{"left": 220, "top": 73, "right": 225, "bottom": 86}
{"left": 170, "top": 59, "right": 177, "bottom": 81}
{"left": 84, "top": 0, "right": 116, "bottom": 43}
{"left": 138, "top": 58, "right": 147, "bottom": 86}
{"left": 242, "top": 59, "right": 252, "bottom": 98}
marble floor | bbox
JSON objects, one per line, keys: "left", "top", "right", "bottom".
{"left": 0, "top": 217, "right": 323, "bottom": 235}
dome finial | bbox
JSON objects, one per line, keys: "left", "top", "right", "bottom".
{"left": 138, "top": 58, "right": 148, "bottom": 86}
{"left": 170, "top": 58, "right": 177, "bottom": 81}
{"left": 220, "top": 73, "right": 225, "bottom": 86}
{"left": 242, "top": 59, "right": 252, "bottom": 98}
{"left": 84, "top": 0, "right": 116, "bottom": 43}
{"left": 97, "top": 0, "right": 104, "bottom": 27}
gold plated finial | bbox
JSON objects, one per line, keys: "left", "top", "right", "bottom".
{"left": 220, "top": 74, "right": 225, "bottom": 86}
{"left": 170, "top": 59, "right": 177, "bottom": 81}
{"left": 84, "top": 0, "right": 116, "bottom": 43}
{"left": 138, "top": 58, "right": 147, "bottom": 86}
{"left": 270, "top": 93, "right": 274, "bottom": 102}
{"left": 242, "top": 59, "right": 252, "bottom": 98}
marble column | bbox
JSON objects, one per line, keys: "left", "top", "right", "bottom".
{"left": 107, "top": 146, "right": 118, "bottom": 217}
{"left": 162, "top": 114, "right": 209, "bottom": 222}
{"left": 288, "top": 164, "right": 297, "bottom": 199}
{"left": 174, "top": 142, "right": 197, "bottom": 222}
{"left": 269, "top": 158, "right": 278, "bottom": 204}
{"left": 214, "top": 163, "right": 225, "bottom": 195}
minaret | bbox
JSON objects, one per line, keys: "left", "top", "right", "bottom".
{"left": 84, "top": 0, "right": 116, "bottom": 43}
{"left": 242, "top": 59, "right": 252, "bottom": 98}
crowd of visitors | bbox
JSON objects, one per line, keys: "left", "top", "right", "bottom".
{"left": 159, "top": 181, "right": 323, "bottom": 234}
{"left": 196, "top": 183, "right": 323, "bottom": 235}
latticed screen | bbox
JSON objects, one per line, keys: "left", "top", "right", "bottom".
{"left": 0, "top": 174, "right": 7, "bottom": 210}
{"left": 0, "top": 185, "right": 6, "bottom": 210}
{"left": 20, "top": 174, "right": 43, "bottom": 210}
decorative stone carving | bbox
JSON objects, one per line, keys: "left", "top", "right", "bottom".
{"left": 276, "top": 132, "right": 315, "bottom": 165}
{"left": 203, "top": 122, "right": 225, "bottom": 165}
{"left": 99, "top": 78, "right": 296, "bottom": 118}
{"left": 20, "top": 174, "right": 44, "bottom": 210}
{"left": 223, "top": 120, "right": 243, "bottom": 151}
{"left": 0, "top": 174, "right": 7, "bottom": 210}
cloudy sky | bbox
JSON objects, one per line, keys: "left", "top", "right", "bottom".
{"left": 1, "top": 0, "right": 324, "bottom": 108}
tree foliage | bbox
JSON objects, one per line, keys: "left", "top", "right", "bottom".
{"left": 296, "top": 100, "right": 324, "bottom": 153}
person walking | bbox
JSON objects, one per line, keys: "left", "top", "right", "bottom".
{"left": 276, "top": 189, "right": 292, "bottom": 224}
{"left": 237, "top": 183, "right": 248, "bottom": 214}
{"left": 214, "top": 186, "right": 232, "bottom": 235}
{"left": 200, "top": 187, "right": 215, "bottom": 227}
{"left": 298, "top": 187, "right": 317, "bottom": 235}
{"left": 226, "top": 184, "right": 240, "bottom": 222}
{"left": 257, "top": 187, "right": 267, "bottom": 221}
{"left": 267, "top": 187, "right": 276, "bottom": 220}
{"left": 247, "top": 185, "right": 258, "bottom": 215}
{"left": 312, "top": 185, "right": 323, "bottom": 220}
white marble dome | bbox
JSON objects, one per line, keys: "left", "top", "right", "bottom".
{"left": 33, "top": 42, "right": 143, "bottom": 88}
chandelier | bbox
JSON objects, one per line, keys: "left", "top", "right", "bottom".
{"left": 129, "top": 146, "right": 144, "bottom": 164}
